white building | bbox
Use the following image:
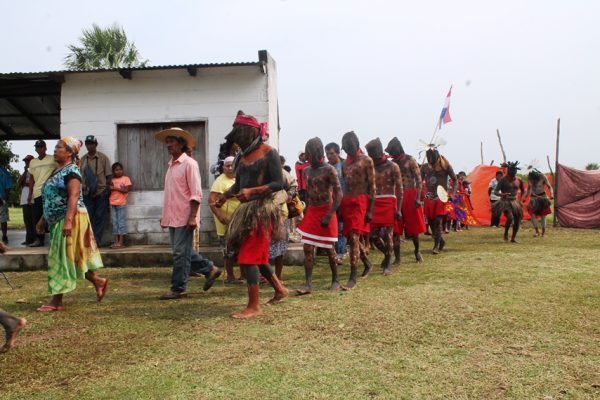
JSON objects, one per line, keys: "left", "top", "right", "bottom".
{"left": 0, "top": 50, "right": 280, "bottom": 244}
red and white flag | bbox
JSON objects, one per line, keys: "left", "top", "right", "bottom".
{"left": 438, "top": 86, "right": 453, "bottom": 129}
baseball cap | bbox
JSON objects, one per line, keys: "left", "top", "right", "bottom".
{"left": 85, "top": 135, "right": 98, "bottom": 144}
{"left": 34, "top": 140, "right": 46, "bottom": 148}
{"left": 23, "top": 155, "right": 34, "bottom": 161}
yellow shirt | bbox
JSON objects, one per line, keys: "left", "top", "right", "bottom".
{"left": 29, "top": 156, "right": 57, "bottom": 198}
{"left": 210, "top": 174, "right": 240, "bottom": 236}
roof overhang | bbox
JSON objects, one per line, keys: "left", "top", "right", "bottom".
{"left": 0, "top": 50, "right": 271, "bottom": 141}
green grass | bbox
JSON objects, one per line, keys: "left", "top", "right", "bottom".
{"left": 1, "top": 227, "right": 599, "bottom": 399}
{"left": 8, "top": 207, "right": 24, "bottom": 229}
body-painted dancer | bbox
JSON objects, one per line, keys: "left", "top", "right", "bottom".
{"left": 296, "top": 138, "right": 342, "bottom": 294}
{"left": 494, "top": 161, "right": 525, "bottom": 243}
{"left": 365, "top": 138, "right": 402, "bottom": 275}
{"left": 216, "top": 112, "right": 288, "bottom": 319}
{"left": 340, "top": 131, "right": 375, "bottom": 289}
{"left": 386, "top": 137, "right": 426, "bottom": 263}
{"left": 524, "top": 168, "right": 553, "bottom": 237}
{"left": 420, "top": 144, "right": 458, "bottom": 255}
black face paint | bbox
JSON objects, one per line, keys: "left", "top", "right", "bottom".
{"left": 341, "top": 131, "right": 360, "bottom": 155}
{"left": 305, "top": 137, "right": 324, "bottom": 165}
{"left": 426, "top": 149, "right": 439, "bottom": 165}
{"left": 366, "top": 138, "right": 384, "bottom": 160}
{"left": 385, "top": 137, "right": 404, "bottom": 157}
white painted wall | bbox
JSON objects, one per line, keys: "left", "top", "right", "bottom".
{"left": 59, "top": 62, "right": 278, "bottom": 245}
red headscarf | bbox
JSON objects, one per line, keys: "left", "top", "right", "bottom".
{"left": 234, "top": 114, "right": 269, "bottom": 141}
{"left": 346, "top": 148, "right": 364, "bottom": 165}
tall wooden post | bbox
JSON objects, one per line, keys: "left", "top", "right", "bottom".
{"left": 496, "top": 129, "right": 507, "bottom": 164}
{"left": 480, "top": 142, "right": 484, "bottom": 164}
{"left": 553, "top": 118, "right": 560, "bottom": 227}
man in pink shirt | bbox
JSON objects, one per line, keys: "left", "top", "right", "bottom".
{"left": 155, "top": 127, "right": 217, "bottom": 299}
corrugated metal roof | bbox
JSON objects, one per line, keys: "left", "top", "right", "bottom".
{"left": 0, "top": 61, "right": 260, "bottom": 78}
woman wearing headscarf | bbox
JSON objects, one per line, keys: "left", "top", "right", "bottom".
{"left": 35, "top": 137, "right": 108, "bottom": 312}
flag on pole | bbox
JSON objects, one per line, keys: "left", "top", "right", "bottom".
{"left": 438, "top": 86, "right": 453, "bottom": 130}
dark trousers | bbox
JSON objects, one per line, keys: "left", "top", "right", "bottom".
{"left": 490, "top": 200, "right": 501, "bottom": 227}
{"left": 83, "top": 191, "right": 109, "bottom": 245}
{"left": 32, "top": 196, "right": 45, "bottom": 244}
{"left": 22, "top": 204, "right": 36, "bottom": 244}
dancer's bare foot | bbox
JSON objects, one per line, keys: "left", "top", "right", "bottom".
{"left": 329, "top": 281, "right": 340, "bottom": 291}
{"left": 267, "top": 287, "right": 289, "bottom": 305}
{"left": 1, "top": 317, "right": 26, "bottom": 353}
{"left": 511, "top": 239, "right": 518, "bottom": 243}
{"left": 342, "top": 279, "right": 357, "bottom": 290}
{"left": 296, "top": 286, "right": 312, "bottom": 296}
{"left": 503, "top": 233, "right": 509, "bottom": 242}
{"left": 94, "top": 278, "right": 109, "bottom": 302}
{"left": 415, "top": 251, "right": 424, "bottom": 263}
{"left": 392, "top": 258, "right": 401, "bottom": 266}
{"left": 231, "top": 307, "right": 263, "bottom": 319}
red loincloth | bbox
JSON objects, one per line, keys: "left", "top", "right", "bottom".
{"left": 371, "top": 195, "right": 397, "bottom": 228}
{"left": 424, "top": 197, "right": 447, "bottom": 220}
{"left": 396, "top": 188, "right": 427, "bottom": 237}
{"left": 238, "top": 224, "right": 272, "bottom": 265}
{"left": 340, "top": 194, "right": 370, "bottom": 236}
{"left": 297, "top": 203, "right": 338, "bottom": 248}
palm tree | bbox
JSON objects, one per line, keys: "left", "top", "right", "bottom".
{"left": 64, "top": 23, "right": 148, "bottom": 70}
{"left": 585, "top": 162, "right": 599, "bottom": 171}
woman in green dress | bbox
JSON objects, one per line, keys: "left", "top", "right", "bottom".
{"left": 35, "top": 137, "right": 108, "bottom": 312}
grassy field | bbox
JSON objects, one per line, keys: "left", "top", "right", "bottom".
{"left": 1, "top": 227, "right": 599, "bottom": 399}
{"left": 7, "top": 207, "right": 24, "bottom": 229}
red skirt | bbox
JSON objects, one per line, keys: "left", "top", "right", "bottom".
{"left": 297, "top": 203, "right": 338, "bottom": 248}
{"left": 396, "top": 188, "right": 427, "bottom": 237}
{"left": 238, "top": 224, "right": 272, "bottom": 265}
{"left": 371, "top": 195, "right": 397, "bottom": 228}
{"left": 341, "top": 194, "right": 370, "bottom": 236}
{"left": 424, "top": 197, "right": 447, "bottom": 220}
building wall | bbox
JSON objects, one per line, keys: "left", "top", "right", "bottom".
{"left": 60, "top": 64, "right": 278, "bottom": 244}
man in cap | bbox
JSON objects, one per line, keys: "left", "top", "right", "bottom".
{"left": 18, "top": 155, "right": 36, "bottom": 245}
{"left": 295, "top": 151, "right": 309, "bottom": 204}
{"left": 28, "top": 140, "right": 57, "bottom": 247}
{"left": 156, "top": 128, "right": 218, "bottom": 299}
{"left": 80, "top": 135, "right": 112, "bottom": 246}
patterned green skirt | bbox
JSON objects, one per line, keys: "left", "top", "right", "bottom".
{"left": 47, "top": 208, "right": 104, "bottom": 295}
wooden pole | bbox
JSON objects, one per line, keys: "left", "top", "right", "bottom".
{"left": 496, "top": 129, "right": 507, "bottom": 164}
{"left": 480, "top": 142, "right": 484, "bottom": 165}
{"left": 553, "top": 118, "right": 560, "bottom": 227}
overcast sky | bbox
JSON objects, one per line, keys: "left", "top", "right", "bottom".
{"left": 2, "top": 0, "right": 599, "bottom": 174}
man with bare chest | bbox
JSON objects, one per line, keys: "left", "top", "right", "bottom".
{"left": 524, "top": 168, "right": 553, "bottom": 237}
{"left": 216, "top": 112, "right": 288, "bottom": 319}
{"left": 421, "top": 146, "right": 458, "bottom": 254}
{"left": 386, "top": 137, "right": 426, "bottom": 263}
{"left": 365, "top": 138, "right": 402, "bottom": 275}
{"left": 296, "top": 138, "right": 342, "bottom": 294}
{"left": 494, "top": 161, "right": 526, "bottom": 242}
{"left": 340, "top": 131, "right": 375, "bottom": 289}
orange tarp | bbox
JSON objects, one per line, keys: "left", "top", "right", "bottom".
{"left": 466, "top": 165, "right": 552, "bottom": 226}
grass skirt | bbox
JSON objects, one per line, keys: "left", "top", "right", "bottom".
{"left": 226, "top": 198, "right": 281, "bottom": 259}
{"left": 492, "top": 198, "right": 523, "bottom": 221}
{"left": 47, "top": 208, "right": 104, "bottom": 295}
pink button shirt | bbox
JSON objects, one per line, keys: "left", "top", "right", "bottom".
{"left": 161, "top": 153, "right": 202, "bottom": 228}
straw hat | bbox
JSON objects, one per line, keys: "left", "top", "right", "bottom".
{"left": 154, "top": 127, "right": 196, "bottom": 149}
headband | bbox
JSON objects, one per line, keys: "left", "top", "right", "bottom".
{"left": 234, "top": 114, "right": 269, "bottom": 141}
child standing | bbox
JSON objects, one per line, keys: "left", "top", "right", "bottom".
{"left": 109, "top": 163, "right": 132, "bottom": 248}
